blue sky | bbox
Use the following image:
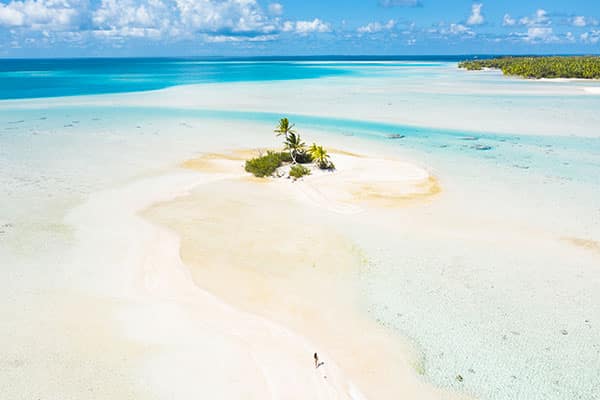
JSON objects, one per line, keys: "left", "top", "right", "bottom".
{"left": 0, "top": 0, "right": 599, "bottom": 57}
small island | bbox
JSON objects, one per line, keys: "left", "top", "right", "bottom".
{"left": 459, "top": 56, "right": 600, "bottom": 79}
{"left": 245, "top": 118, "right": 335, "bottom": 180}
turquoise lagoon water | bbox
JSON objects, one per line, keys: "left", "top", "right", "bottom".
{"left": 1, "top": 60, "right": 600, "bottom": 400}
{"left": 0, "top": 57, "right": 452, "bottom": 100}
{"left": 4, "top": 105, "right": 598, "bottom": 185}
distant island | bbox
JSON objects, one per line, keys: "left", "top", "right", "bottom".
{"left": 459, "top": 56, "right": 600, "bottom": 79}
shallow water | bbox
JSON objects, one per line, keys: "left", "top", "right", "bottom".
{"left": 1, "top": 61, "right": 599, "bottom": 400}
{"left": 0, "top": 57, "right": 458, "bottom": 100}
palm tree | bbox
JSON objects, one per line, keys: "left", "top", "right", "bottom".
{"left": 274, "top": 118, "right": 295, "bottom": 138}
{"left": 309, "top": 143, "right": 333, "bottom": 170}
{"left": 284, "top": 132, "right": 306, "bottom": 164}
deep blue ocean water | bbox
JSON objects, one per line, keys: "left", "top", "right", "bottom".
{"left": 0, "top": 56, "right": 470, "bottom": 100}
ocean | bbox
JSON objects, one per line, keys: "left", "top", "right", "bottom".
{"left": 0, "top": 56, "right": 471, "bottom": 100}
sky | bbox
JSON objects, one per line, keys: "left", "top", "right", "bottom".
{"left": 0, "top": 0, "right": 599, "bottom": 57}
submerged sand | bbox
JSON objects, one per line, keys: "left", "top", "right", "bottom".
{"left": 141, "top": 150, "right": 459, "bottom": 399}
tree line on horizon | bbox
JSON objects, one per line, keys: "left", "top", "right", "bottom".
{"left": 459, "top": 56, "right": 600, "bottom": 79}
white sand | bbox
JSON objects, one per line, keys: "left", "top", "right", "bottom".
{"left": 278, "top": 152, "right": 437, "bottom": 214}
{"left": 7, "top": 148, "right": 443, "bottom": 400}
{"left": 2, "top": 63, "right": 599, "bottom": 400}
{"left": 42, "top": 169, "right": 367, "bottom": 399}
{"left": 583, "top": 87, "right": 600, "bottom": 94}
{"left": 138, "top": 150, "right": 463, "bottom": 400}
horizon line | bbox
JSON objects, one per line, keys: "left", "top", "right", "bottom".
{"left": 1, "top": 53, "right": 600, "bottom": 61}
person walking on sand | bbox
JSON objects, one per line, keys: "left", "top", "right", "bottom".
{"left": 314, "top": 353, "right": 319, "bottom": 369}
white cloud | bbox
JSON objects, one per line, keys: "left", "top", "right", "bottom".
{"left": 0, "top": 4, "right": 24, "bottom": 26}
{"left": 378, "top": 0, "right": 421, "bottom": 8}
{"left": 283, "top": 18, "right": 331, "bottom": 35}
{"left": 357, "top": 19, "right": 395, "bottom": 34}
{"left": 467, "top": 3, "right": 484, "bottom": 26}
{"left": 175, "top": 0, "right": 276, "bottom": 37}
{"left": 525, "top": 26, "right": 556, "bottom": 42}
{"left": 1, "top": 0, "right": 335, "bottom": 45}
{"left": 428, "top": 22, "right": 474, "bottom": 38}
{"left": 571, "top": 16, "right": 598, "bottom": 28}
{"left": 581, "top": 30, "right": 600, "bottom": 44}
{"left": 504, "top": 8, "right": 562, "bottom": 43}
{"left": 565, "top": 31, "right": 575, "bottom": 42}
{"left": 449, "top": 23, "right": 472, "bottom": 35}
{"left": 268, "top": 2, "right": 283, "bottom": 16}
{"left": 572, "top": 16, "right": 587, "bottom": 27}
{"left": 519, "top": 9, "right": 549, "bottom": 27}
{"left": 93, "top": 0, "right": 171, "bottom": 38}
{"left": 204, "top": 33, "right": 276, "bottom": 42}
{"left": 503, "top": 14, "right": 515, "bottom": 26}
{"left": 0, "top": 0, "right": 87, "bottom": 30}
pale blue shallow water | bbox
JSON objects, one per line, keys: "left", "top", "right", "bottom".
{"left": 1, "top": 61, "right": 599, "bottom": 400}
{"left": 3, "top": 105, "right": 598, "bottom": 185}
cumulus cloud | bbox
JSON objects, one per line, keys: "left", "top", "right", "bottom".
{"left": 92, "top": 0, "right": 171, "bottom": 38}
{"left": 449, "top": 23, "right": 472, "bottom": 35}
{"left": 467, "top": 3, "right": 484, "bottom": 26}
{"left": 571, "top": 16, "right": 598, "bottom": 28}
{"left": 525, "top": 26, "right": 556, "bottom": 42}
{"left": 0, "top": 0, "right": 88, "bottom": 31}
{"left": 283, "top": 18, "right": 331, "bottom": 35}
{"left": 503, "top": 8, "right": 560, "bottom": 43}
{"left": 581, "top": 30, "right": 600, "bottom": 44}
{"left": 0, "top": 0, "right": 334, "bottom": 44}
{"left": 175, "top": 0, "right": 277, "bottom": 38}
{"left": 204, "top": 33, "right": 276, "bottom": 42}
{"left": 0, "top": 4, "right": 24, "bottom": 26}
{"left": 572, "top": 16, "right": 587, "bottom": 27}
{"left": 268, "top": 2, "right": 283, "bottom": 16}
{"left": 357, "top": 19, "right": 395, "bottom": 34}
{"left": 428, "top": 22, "right": 473, "bottom": 38}
{"left": 502, "top": 14, "right": 515, "bottom": 27}
{"left": 565, "top": 31, "right": 575, "bottom": 42}
{"left": 378, "top": 0, "right": 422, "bottom": 8}
{"left": 519, "top": 9, "right": 549, "bottom": 27}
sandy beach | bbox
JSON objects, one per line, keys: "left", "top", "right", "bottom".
{"left": 140, "top": 149, "right": 462, "bottom": 400}
{"left": 2, "top": 60, "right": 599, "bottom": 400}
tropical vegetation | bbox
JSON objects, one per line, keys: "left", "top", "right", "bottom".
{"left": 283, "top": 131, "right": 306, "bottom": 164}
{"left": 274, "top": 117, "right": 296, "bottom": 138}
{"left": 289, "top": 164, "right": 311, "bottom": 180}
{"left": 458, "top": 56, "right": 600, "bottom": 79}
{"left": 244, "top": 118, "right": 335, "bottom": 179}
{"left": 245, "top": 151, "right": 285, "bottom": 177}
{"left": 309, "top": 143, "right": 335, "bottom": 170}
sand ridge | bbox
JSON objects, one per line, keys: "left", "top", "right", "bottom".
{"left": 140, "top": 148, "right": 465, "bottom": 399}
{"left": 180, "top": 148, "right": 441, "bottom": 214}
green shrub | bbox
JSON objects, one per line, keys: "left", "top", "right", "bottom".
{"left": 295, "top": 151, "right": 313, "bottom": 164}
{"left": 289, "top": 164, "right": 311, "bottom": 180}
{"left": 278, "top": 149, "right": 311, "bottom": 164}
{"left": 245, "top": 151, "right": 283, "bottom": 177}
{"left": 278, "top": 151, "right": 293, "bottom": 163}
